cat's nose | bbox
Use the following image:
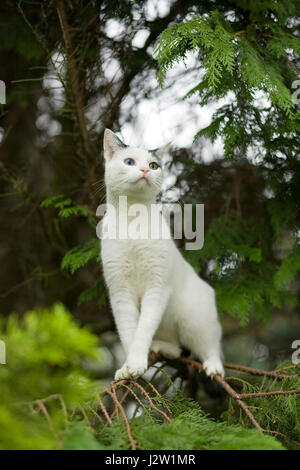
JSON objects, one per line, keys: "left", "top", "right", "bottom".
{"left": 140, "top": 168, "right": 150, "bottom": 174}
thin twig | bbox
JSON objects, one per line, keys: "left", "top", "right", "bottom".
{"left": 140, "top": 378, "right": 172, "bottom": 416}
{"left": 131, "top": 381, "right": 172, "bottom": 423}
{"left": 107, "top": 383, "right": 136, "bottom": 450}
{"left": 179, "top": 356, "right": 203, "bottom": 372}
{"left": 33, "top": 400, "right": 62, "bottom": 446}
{"left": 275, "top": 364, "right": 300, "bottom": 373}
{"left": 263, "top": 429, "right": 300, "bottom": 447}
{"left": 110, "top": 382, "right": 135, "bottom": 420}
{"left": 240, "top": 389, "right": 300, "bottom": 399}
{"left": 213, "top": 375, "right": 264, "bottom": 431}
{"left": 119, "top": 382, "right": 153, "bottom": 420}
{"left": 56, "top": 0, "right": 95, "bottom": 186}
{"left": 223, "top": 362, "right": 293, "bottom": 380}
{"left": 95, "top": 394, "right": 112, "bottom": 425}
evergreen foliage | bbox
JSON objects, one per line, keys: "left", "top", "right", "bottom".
{"left": 61, "top": 238, "right": 100, "bottom": 275}
{"left": 0, "top": 304, "right": 293, "bottom": 450}
{"left": 154, "top": 0, "right": 300, "bottom": 324}
{"left": 93, "top": 394, "right": 285, "bottom": 450}
{"left": 0, "top": 304, "right": 101, "bottom": 449}
{"left": 41, "top": 194, "right": 102, "bottom": 304}
{"left": 223, "top": 365, "right": 300, "bottom": 450}
{"left": 0, "top": 0, "right": 299, "bottom": 451}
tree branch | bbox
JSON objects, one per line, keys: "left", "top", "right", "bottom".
{"left": 56, "top": 0, "right": 95, "bottom": 186}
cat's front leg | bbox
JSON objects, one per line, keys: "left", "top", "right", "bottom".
{"left": 110, "top": 293, "right": 139, "bottom": 357}
{"left": 115, "top": 288, "right": 170, "bottom": 380}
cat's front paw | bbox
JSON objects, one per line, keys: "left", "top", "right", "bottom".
{"left": 203, "top": 357, "right": 224, "bottom": 378}
{"left": 114, "top": 360, "right": 148, "bottom": 381}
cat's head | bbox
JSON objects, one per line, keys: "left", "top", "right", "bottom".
{"left": 103, "top": 129, "right": 170, "bottom": 201}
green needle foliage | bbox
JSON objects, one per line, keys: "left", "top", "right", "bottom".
{"left": 1, "top": 0, "right": 299, "bottom": 451}
{"left": 61, "top": 238, "right": 100, "bottom": 276}
{"left": 0, "top": 303, "right": 298, "bottom": 450}
{"left": 94, "top": 393, "right": 285, "bottom": 450}
{"left": 154, "top": 0, "right": 300, "bottom": 325}
{"left": 154, "top": 2, "right": 299, "bottom": 121}
{"left": 41, "top": 194, "right": 103, "bottom": 305}
{"left": 223, "top": 365, "right": 300, "bottom": 450}
{"left": 0, "top": 303, "right": 101, "bottom": 449}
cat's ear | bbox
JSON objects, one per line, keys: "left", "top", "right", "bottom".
{"left": 150, "top": 142, "right": 171, "bottom": 160}
{"left": 103, "top": 129, "right": 126, "bottom": 160}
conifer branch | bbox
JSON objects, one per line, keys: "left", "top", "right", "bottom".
{"left": 55, "top": 0, "right": 96, "bottom": 189}
{"left": 95, "top": 394, "right": 112, "bottom": 426}
{"left": 32, "top": 399, "right": 62, "bottom": 446}
{"left": 107, "top": 383, "right": 137, "bottom": 450}
{"left": 222, "top": 362, "right": 294, "bottom": 380}
{"left": 25, "top": 357, "right": 300, "bottom": 449}
{"left": 102, "top": 355, "right": 300, "bottom": 447}
{"left": 240, "top": 389, "right": 300, "bottom": 399}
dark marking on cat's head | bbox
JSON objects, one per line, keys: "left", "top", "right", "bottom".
{"left": 149, "top": 143, "right": 171, "bottom": 161}
{"left": 149, "top": 149, "right": 162, "bottom": 164}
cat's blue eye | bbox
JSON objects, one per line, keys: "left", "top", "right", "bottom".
{"left": 124, "top": 158, "right": 135, "bottom": 166}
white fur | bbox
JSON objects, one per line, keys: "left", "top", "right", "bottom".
{"left": 101, "top": 129, "right": 224, "bottom": 380}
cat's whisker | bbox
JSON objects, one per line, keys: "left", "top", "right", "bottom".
{"left": 92, "top": 182, "right": 106, "bottom": 198}
{"left": 91, "top": 179, "right": 105, "bottom": 186}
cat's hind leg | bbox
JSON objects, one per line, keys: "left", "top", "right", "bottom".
{"left": 180, "top": 321, "right": 224, "bottom": 377}
{"left": 186, "top": 323, "right": 224, "bottom": 378}
{"left": 202, "top": 356, "right": 224, "bottom": 377}
{"left": 150, "top": 339, "right": 181, "bottom": 359}
{"left": 178, "top": 289, "right": 224, "bottom": 378}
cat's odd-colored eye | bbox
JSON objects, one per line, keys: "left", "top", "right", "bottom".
{"left": 124, "top": 158, "right": 135, "bottom": 166}
{"left": 149, "top": 162, "right": 159, "bottom": 170}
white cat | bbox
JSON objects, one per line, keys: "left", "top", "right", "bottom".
{"left": 101, "top": 129, "right": 224, "bottom": 380}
